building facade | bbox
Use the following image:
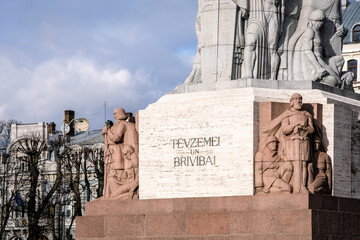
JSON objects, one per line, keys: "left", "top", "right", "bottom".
{"left": 342, "top": 0, "right": 360, "bottom": 92}
{"left": 0, "top": 118, "right": 104, "bottom": 240}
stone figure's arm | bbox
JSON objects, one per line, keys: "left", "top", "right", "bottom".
{"left": 325, "top": 155, "right": 332, "bottom": 191}
{"left": 233, "top": 0, "right": 249, "bottom": 18}
{"left": 303, "top": 29, "right": 326, "bottom": 77}
{"left": 280, "top": 1, "right": 285, "bottom": 34}
{"left": 334, "top": 23, "right": 345, "bottom": 37}
{"left": 102, "top": 125, "right": 108, "bottom": 135}
{"left": 107, "top": 124, "right": 126, "bottom": 143}
{"left": 254, "top": 152, "right": 264, "bottom": 189}
{"left": 307, "top": 162, "right": 314, "bottom": 184}
{"left": 281, "top": 117, "right": 298, "bottom": 135}
{"left": 304, "top": 116, "right": 315, "bottom": 136}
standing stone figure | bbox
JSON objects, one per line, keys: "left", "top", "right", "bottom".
{"left": 277, "top": 0, "right": 302, "bottom": 80}
{"left": 242, "top": 0, "right": 283, "bottom": 79}
{"left": 264, "top": 0, "right": 283, "bottom": 80}
{"left": 242, "top": 0, "right": 269, "bottom": 79}
{"left": 255, "top": 136, "right": 293, "bottom": 193}
{"left": 102, "top": 108, "right": 139, "bottom": 199}
{"left": 232, "top": 0, "right": 249, "bottom": 79}
{"left": 308, "top": 139, "right": 332, "bottom": 194}
{"left": 312, "top": 0, "right": 344, "bottom": 58}
{"left": 281, "top": 93, "right": 314, "bottom": 193}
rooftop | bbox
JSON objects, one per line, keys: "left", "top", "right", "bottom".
{"left": 343, "top": 1, "right": 360, "bottom": 44}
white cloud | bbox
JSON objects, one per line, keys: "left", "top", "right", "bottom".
{"left": 0, "top": 56, "right": 159, "bottom": 129}
{"left": 0, "top": 1, "right": 199, "bottom": 129}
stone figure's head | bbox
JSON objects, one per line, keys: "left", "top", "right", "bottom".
{"left": 113, "top": 108, "right": 127, "bottom": 121}
{"left": 290, "top": 93, "right": 303, "bottom": 110}
{"left": 309, "top": 10, "right": 325, "bottom": 30}
{"left": 265, "top": 136, "right": 279, "bottom": 151}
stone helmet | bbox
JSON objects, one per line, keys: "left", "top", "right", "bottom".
{"left": 265, "top": 136, "right": 279, "bottom": 146}
{"left": 113, "top": 108, "right": 127, "bottom": 120}
{"left": 290, "top": 93, "right": 302, "bottom": 102}
{"left": 309, "top": 9, "right": 325, "bottom": 22}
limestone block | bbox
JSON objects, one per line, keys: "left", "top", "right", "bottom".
{"left": 139, "top": 89, "right": 257, "bottom": 199}
{"left": 139, "top": 88, "right": 360, "bottom": 199}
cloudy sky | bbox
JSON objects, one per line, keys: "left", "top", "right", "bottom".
{"left": 0, "top": 1, "right": 198, "bottom": 130}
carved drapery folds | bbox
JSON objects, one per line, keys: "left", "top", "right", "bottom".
{"left": 255, "top": 93, "right": 332, "bottom": 194}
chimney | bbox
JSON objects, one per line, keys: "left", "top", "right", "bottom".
{"left": 48, "top": 122, "right": 56, "bottom": 134}
{"left": 64, "top": 110, "right": 75, "bottom": 136}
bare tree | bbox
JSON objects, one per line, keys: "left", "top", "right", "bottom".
{"left": 0, "top": 153, "right": 21, "bottom": 239}
{"left": 89, "top": 143, "right": 105, "bottom": 198}
{"left": 0, "top": 119, "right": 24, "bottom": 239}
{"left": 0, "top": 119, "right": 21, "bottom": 140}
{"left": 8, "top": 133, "right": 62, "bottom": 240}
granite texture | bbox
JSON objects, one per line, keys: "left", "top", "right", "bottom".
{"left": 76, "top": 194, "right": 360, "bottom": 239}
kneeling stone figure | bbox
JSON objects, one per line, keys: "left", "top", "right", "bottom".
{"left": 255, "top": 136, "right": 293, "bottom": 193}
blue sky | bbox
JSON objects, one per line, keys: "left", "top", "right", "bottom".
{"left": 0, "top": 1, "right": 198, "bottom": 130}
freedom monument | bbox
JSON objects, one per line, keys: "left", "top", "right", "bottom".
{"left": 76, "top": 0, "right": 360, "bottom": 239}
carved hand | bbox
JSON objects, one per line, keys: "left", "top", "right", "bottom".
{"left": 240, "top": 8, "right": 249, "bottom": 19}
{"left": 335, "top": 25, "right": 345, "bottom": 37}
{"left": 293, "top": 125, "right": 301, "bottom": 134}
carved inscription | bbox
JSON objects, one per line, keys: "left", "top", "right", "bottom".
{"left": 170, "top": 137, "right": 220, "bottom": 167}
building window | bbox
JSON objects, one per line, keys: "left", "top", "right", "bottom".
{"left": 353, "top": 25, "right": 360, "bottom": 42}
{"left": 348, "top": 59, "right": 358, "bottom": 80}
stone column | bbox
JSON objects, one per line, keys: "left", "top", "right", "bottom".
{"left": 200, "top": 0, "right": 237, "bottom": 83}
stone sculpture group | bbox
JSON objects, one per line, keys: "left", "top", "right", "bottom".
{"left": 102, "top": 108, "right": 139, "bottom": 199}
{"left": 255, "top": 93, "right": 332, "bottom": 194}
{"left": 234, "top": 0, "right": 349, "bottom": 86}
{"left": 186, "top": 0, "right": 354, "bottom": 90}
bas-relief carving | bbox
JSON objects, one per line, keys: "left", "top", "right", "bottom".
{"left": 183, "top": 0, "right": 353, "bottom": 91}
{"left": 308, "top": 139, "right": 332, "bottom": 194}
{"left": 288, "top": 10, "right": 344, "bottom": 87}
{"left": 255, "top": 136, "right": 293, "bottom": 193}
{"left": 102, "top": 108, "right": 139, "bottom": 199}
{"left": 256, "top": 93, "right": 332, "bottom": 195}
{"left": 241, "top": 0, "right": 283, "bottom": 80}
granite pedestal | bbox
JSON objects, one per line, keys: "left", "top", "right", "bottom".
{"left": 76, "top": 193, "right": 360, "bottom": 240}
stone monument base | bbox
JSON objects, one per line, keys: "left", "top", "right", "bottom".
{"left": 76, "top": 193, "right": 360, "bottom": 239}
{"left": 139, "top": 87, "right": 360, "bottom": 199}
